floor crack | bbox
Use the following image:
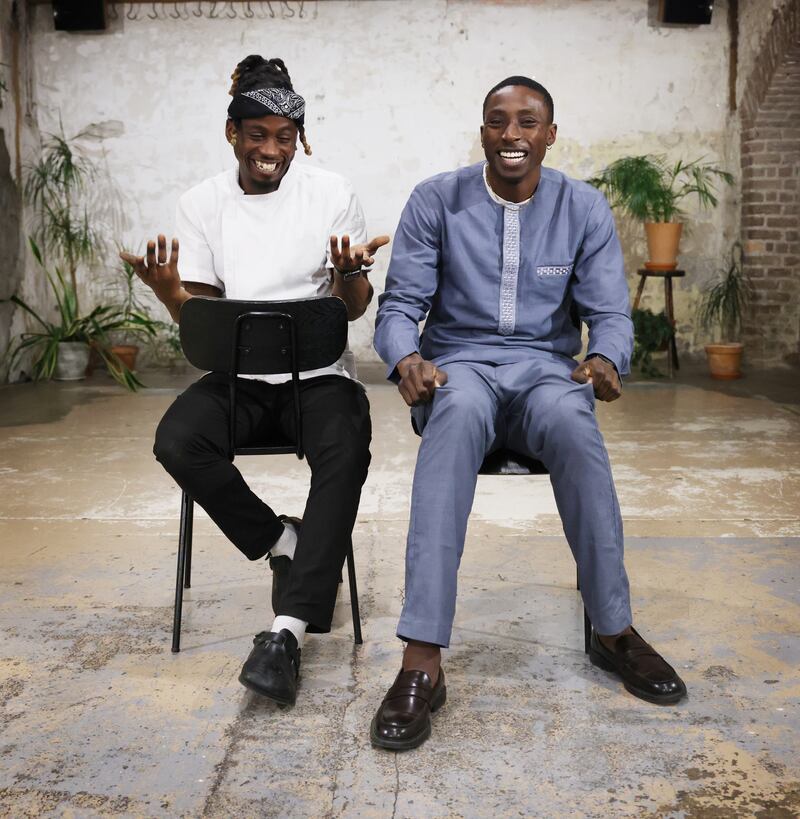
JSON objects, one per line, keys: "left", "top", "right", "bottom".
{"left": 391, "top": 754, "right": 400, "bottom": 819}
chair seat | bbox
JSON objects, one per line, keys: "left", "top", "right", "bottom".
{"left": 235, "top": 444, "right": 297, "bottom": 456}
{"left": 478, "top": 448, "right": 549, "bottom": 476}
{"left": 235, "top": 436, "right": 296, "bottom": 457}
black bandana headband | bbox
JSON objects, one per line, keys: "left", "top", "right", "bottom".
{"left": 227, "top": 87, "right": 306, "bottom": 127}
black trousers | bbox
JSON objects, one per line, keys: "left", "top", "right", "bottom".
{"left": 153, "top": 372, "right": 372, "bottom": 633}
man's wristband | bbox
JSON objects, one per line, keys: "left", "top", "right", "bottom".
{"left": 335, "top": 266, "right": 369, "bottom": 281}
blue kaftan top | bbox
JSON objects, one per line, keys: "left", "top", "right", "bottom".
{"left": 374, "top": 162, "right": 634, "bottom": 379}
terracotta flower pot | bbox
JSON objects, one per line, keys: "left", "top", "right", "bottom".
{"left": 704, "top": 343, "right": 743, "bottom": 380}
{"left": 112, "top": 344, "right": 139, "bottom": 371}
{"left": 644, "top": 222, "right": 683, "bottom": 269}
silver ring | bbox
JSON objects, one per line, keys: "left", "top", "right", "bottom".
{"left": 156, "top": 262, "right": 168, "bottom": 267}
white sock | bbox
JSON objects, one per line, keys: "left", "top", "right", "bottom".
{"left": 270, "top": 520, "right": 298, "bottom": 560}
{"left": 271, "top": 615, "right": 307, "bottom": 649}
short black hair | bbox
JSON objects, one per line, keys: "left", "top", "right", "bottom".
{"left": 482, "top": 76, "right": 554, "bottom": 123}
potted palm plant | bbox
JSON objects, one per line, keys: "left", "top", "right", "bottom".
{"left": 696, "top": 242, "right": 753, "bottom": 380}
{"left": 587, "top": 155, "right": 733, "bottom": 269}
{"left": 4, "top": 239, "right": 153, "bottom": 389}
{"left": 8, "top": 122, "right": 153, "bottom": 387}
{"left": 24, "top": 125, "right": 106, "bottom": 317}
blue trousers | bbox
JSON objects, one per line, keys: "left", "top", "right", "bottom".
{"left": 398, "top": 353, "right": 632, "bottom": 647}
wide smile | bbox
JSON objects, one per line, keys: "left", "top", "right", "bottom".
{"left": 497, "top": 150, "right": 528, "bottom": 166}
{"left": 251, "top": 158, "right": 280, "bottom": 175}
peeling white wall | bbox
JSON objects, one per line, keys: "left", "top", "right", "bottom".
{"left": 26, "top": 0, "right": 750, "bottom": 364}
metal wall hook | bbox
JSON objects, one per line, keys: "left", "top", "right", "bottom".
{"left": 116, "top": 0, "right": 307, "bottom": 24}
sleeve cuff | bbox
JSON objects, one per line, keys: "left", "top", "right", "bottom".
{"left": 585, "top": 350, "right": 622, "bottom": 376}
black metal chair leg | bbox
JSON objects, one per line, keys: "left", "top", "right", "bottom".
{"left": 172, "top": 491, "right": 193, "bottom": 653}
{"left": 583, "top": 606, "right": 591, "bottom": 655}
{"left": 184, "top": 498, "right": 194, "bottom": 589}
{"left": 576, "top": 566, "right": 580, "bottom": 591}
{"left": 345, "top": 544, "right": 363, "bottom": 646}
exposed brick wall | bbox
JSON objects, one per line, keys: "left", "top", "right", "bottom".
{"left": 740, "top": 2, "right": 800, "bottom": 366}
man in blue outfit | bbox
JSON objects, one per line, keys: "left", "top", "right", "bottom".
{"left": 370, "top": 76, "right": 686, "bottom": 751}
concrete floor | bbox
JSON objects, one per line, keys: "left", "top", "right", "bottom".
{"left": 0, "top": 362, "right": 798, "bottom": 818}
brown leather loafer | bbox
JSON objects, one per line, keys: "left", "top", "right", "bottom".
{"left": 370, "top": 668, "right": 446, "bottom": 751}
{"left": 589, "top": 628, "right": 687, "bottom": 705}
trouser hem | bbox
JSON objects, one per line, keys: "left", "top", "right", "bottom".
{"left": 587, "top": 601, "right": 633, "bottom": 637}
{"left": 397, "top": 615, "right": 452, "bottom": 649}
{"left": 244, "top": 516, "right": 285, "bottom": 561}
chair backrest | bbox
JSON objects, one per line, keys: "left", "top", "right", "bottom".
{"left": 179, "top": 296, "right": 348, "bottom": 461}
{"left": 179, "top": 296, "right": 348, "bottom": 375}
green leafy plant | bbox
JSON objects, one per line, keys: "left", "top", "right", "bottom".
{"left": 107, "top": 257, "right": 182, "bottom": 365}
{"left": 587, "top": 155, "right": 733, "bottom": 222}
{"left": 6, "top": 122, "right": 154, "bottom": 388}
{"left": 23, "top": 124, "right": 110, "bottom": 313}
{"left": 106, "top": 258, "right": 165, "bottom": 340}
{"left": 4, "top": 240, "right": 154, "bottom": 390}
{"left": 697, "top": 242, "right": 753, "bottom": 343}
{"left": 631, "top": 307, "right": 674, "bottom": 377}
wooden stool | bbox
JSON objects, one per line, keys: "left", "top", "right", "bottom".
{"left": 632, "top": 268, "right": 685, "bottom": 377}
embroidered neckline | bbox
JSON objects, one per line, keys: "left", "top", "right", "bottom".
{"left": 482, "top": 163, "right": 535, "bottom": 209}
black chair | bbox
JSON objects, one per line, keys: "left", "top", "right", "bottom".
{"left": 171, "top": 295, "right": 363, "bottom": 653}
{"left": 412, "top": 415, "right": 591, "bottom": 653}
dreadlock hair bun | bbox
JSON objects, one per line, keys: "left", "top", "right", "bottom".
{"left": 229, "top": 55, "right": 294, "bottom": 96}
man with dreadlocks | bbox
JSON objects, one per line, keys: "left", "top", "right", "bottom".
{"left": 369, "top": 77, "right": 686, "bottom": 750}
{"left": 121, "top": 55, "right": 388, "bottom": 707}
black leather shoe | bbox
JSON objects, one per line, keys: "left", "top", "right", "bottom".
{"left": 370, "top": 668, "right": 446, "bottom": 751}
{"left": 269, "top": 516, "right": 301, "bottom": 615}
{"left": 589, "top": 628, "right": 687, "bottom": 705}
{"left": 238, "top": 629, "right": 301, "bottom": 706}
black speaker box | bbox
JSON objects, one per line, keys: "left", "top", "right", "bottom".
{"left": 658, "top": 0, "right": 714, "bottom": 24}
{"left": 53, "top": 0, "right": 107, "bottom": 31}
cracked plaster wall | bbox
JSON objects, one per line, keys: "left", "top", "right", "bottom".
{"left": 0, "top": 0, "right": 40, "bottom": 375}
{"left": 21, "top": 0, "right": 762, "bottom": 365}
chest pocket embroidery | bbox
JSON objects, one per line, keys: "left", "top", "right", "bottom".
{"left": 537, "top": 264, "right": 573, "bottom": 277}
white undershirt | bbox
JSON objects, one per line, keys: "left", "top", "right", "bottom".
{"left": 175, "top": 161, "right": 367, "bottom": 383}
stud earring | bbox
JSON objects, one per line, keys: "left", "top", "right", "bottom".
{"left": 546, "top": 144, "right": 552, "bottom": 151}
{"left": 230, "top": 135, "right": 237, "bottom": 147}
